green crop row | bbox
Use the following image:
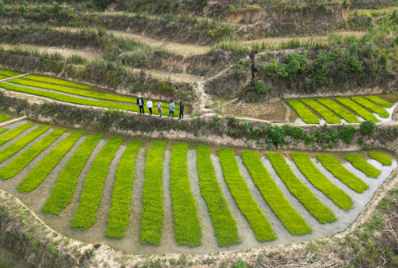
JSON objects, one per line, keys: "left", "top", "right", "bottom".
{"left": 0, "top": 128, "right": 8, "bottom": 135}
{"left": 336, "top": 98, "right": 378, "bottom": 122}
{"left": 300, "top": 99, "right": 340, "bottom": 124}
{"left": 23, "top": 75, "right": 93, "bottom": 90}
{"left": 0, "top": 83, "right": 180, "bottom": 116}
{"left": 0, "top": 128, "right": 67, "bottom": 180}
{"left": 72, "top": 137, "right": 124, "bottom": 229}
{"left": 266, "top": 153, "right": 337, "bottom": 223}
{"left": 242, "top": 151, "right": 312, "bottom": 235}
{"left": 286, "top": 100, "right": 320, "bottom": 124}
{"left": 0, "top": 75, "right": 8, "bottom": 80}
{"left": 0, "top": 69, "right": 21, "bottom": 77}
{"left": 196, "top": 145, "right": 241, "bottom": 247}
{"left": 106, "top": 140, "right": 142, "bottom": 238}
{"left": 0, "top": 113, "right": 11, "bottom": 123}
{"left": 317, "top": 154, "right": 368, "bottom": 193}
{"left": 140, "top": 141, "right": 167, "bottom": 245}
{"left": 368, "top": 152, "right": 392, "bottom": 166}
{"left": 170, "top": 143, "right": 202, "bottom": 247}
{"left": 365, "top": 96, "right": 393, "bottom": 108}
{"left": 291, "top": 153, "right": 353, "bottom": 211}
{"left": 316, "top": 99, "right": 360, "bottom": 123}
{"left": 345, "top": 155, "right": 381, "bottom": 178}
{"left": 351, "top": 97, "right": 389, "bottom": 118}
{"left": 218, "top": 149, "right": 276, "bottom": 242}
{"left": 0, "top": 125, "right": 51, "bottom": 163}
{"left": 16, "top": 131, "right": 85, "bottom": 193}
{"left": 42, "top": 134, "right": 103, "bottom": 215}
{"left": 0, "top": 123, "right": 35, "bottom": 147}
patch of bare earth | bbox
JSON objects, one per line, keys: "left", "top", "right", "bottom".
{"left": 225, "top": 99, "right": 287, "bottom": 122}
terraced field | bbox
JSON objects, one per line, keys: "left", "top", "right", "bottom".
{"left": 0, "top": 119, "right": 395, "bottom": 254}
{"left": 287, "top": 96, "right": 397, "bottom": 124}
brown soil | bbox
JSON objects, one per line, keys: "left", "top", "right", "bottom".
{"left": 225, "top": 99, "right": 287, "bottom": 122}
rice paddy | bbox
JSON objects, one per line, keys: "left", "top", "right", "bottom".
{"left": 0, "top": 69, "right": 21, "bottom": 77}
{"left": 336, "top": 98, "right": 378, "bottom": 122}
{"left": 368, "top": 152, "right": 392, "bottom": 166}
{"left": 316, "top": 99, "right": 361, "bottom": 123}
{"left": 0, "top": 113, "right": 11, "bottom": 123}
{"left": 286, "top": 100, "right": 320, "bottom": 124}
{"left": 23, "top": 75, "right": 93, "bottom": 90}
{"left": 364, "top": 96, "right": 393, "bottom": 108}
{"left": 344, "top": 154, "right": 381, "bottom": 178}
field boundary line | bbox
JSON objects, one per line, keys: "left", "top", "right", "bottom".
{"left": 0, "top": 73, "right": 29, "bottom": 82}
{"left": 0, "top": 116, "right": 27, "bottom": 128}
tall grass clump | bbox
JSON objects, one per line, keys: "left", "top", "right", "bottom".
{"left": 316, "top": 99, "right": 360, "bottom": 123}
{"left": 218, "top": 149, "right": 276, "bottom": 242}
{"left": 345, "top": 155, "right": 381, "bottom": 178}
{"left": 0, "top": 128, "right": 67, "bottom": 180}
{"left": 106, "top": 140, "right": 142, "bottom": 238}
{"left": 140, "top": 141, "right": 167, "bottom": 245}
{"left": 66, "top": 55, "right": 89, "bottom": 66}
{"left": 266, "top": 153, "right": 337, "bottom": 223}
{"left": 351, "top": 97, "right": 389, "bottom": 118}
{"left": 42, "top": 134, "right": 103, "bottom": 215}
{"left": 196, "top": 145, "right": 241, "bottom": 247}
{"left": 300, "top": 99, "right": 340, "bottom": 124}
{"left": 0, "top": 123, "right": 35, "bottom": 147}
{"left": 242, "top": 151, "right": 312, "bottom": 235}
{"left": 16, "top": 131, "right": 85, "bottom": 193}
{"left": 72, "top": 137, "right": 124, "bottom": 229}
{"left": 286, "top": 100, "right": 320, "bottom": 124}
{"left": 291, "top": 153, "right": 353, "bottom": 211}
{"left": 23, "top": 75, "right": 92, "bottom": 90}
{"left": 170, "top": 143, "right": 202, "bottom": 246}
{"left": 317, "top": 154, "right": 369, "bottom": 193}
{"left": 368, "top": 152, "right": 392, "bottom": 166}
{"left": 0, "top": 125, "right": 51, "bottom": 163}
{"left": 364, "top": 96, "right": 393, "bottom": 108}
{"left": 0, "top": 113, "right": 11, "bottom": 123}
{"left": 336, "top": 98, "right": 379, "bottom": 122}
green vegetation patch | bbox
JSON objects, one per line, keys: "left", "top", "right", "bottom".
{"left": 300, "top": 99, "right": 340, "bottom": 124}
{"left": 316, "top": 99, "right": 360, "bottom": 123}
{"left": 0, "top": 69, "right": 21, "bottom": 77}
{"left": 242, "top": 151, "right": 311, "bottom": 235}
{"left": 286, "top": 100, "right": 320, "bottom": 124}
{"left": 140, "top": 141, "right": 167, "bottom": 245}
{"left": 106, "top": 140, "right": 142, "bottom": 238}
{"left": 16, "top": 131, "right": 85, "bottom": 193}
{"left": 218, "top": 149, "right": 276, "bottom": 242}
{"left": 291, "top": 153, "right": 353, "bottom": 211}
{"left": 336, "top": 98, "right": 379, "bottom": 122}
{"left": 0, "top": 83, "right": 179, "bottom": 116}
{"left": 317, "top": 154, "right": 369, "bottom": 193}
{"left": 42, "top": 134, "right": 103, "bottom": 215}
{"left": 0, "top": 125, "right": 51, "bottom": 163}
{"left": 0, "top": 75, "right": 8, "bottom": 80}
{"left": 196, "top": 145, "right": 240, "bottom": 247}
{"left": 23, "top": 75, "right": 93, "bottom": 90}
{"left": 345, "top": 154, "right": 381, "bottom": 178}
{"left": 72, "top": 136, "right": 124, "bottom": 229}
{"left": 0, "top": 128, "right": 67, "bottom": 180}
{"left": 266, "top": 153, "right": 337, "bottom": 223}
{"left": 0, "top": 123, "right": 35, "bottom": 147}
{"left": 368, "top": 152, "right": 392, "bottom": 166}
{"left": 364, "top": 96, "right": 393, "bottom": 108}
{"left": 351, "top": 97, "right": 389, "bottom": 118}
{"left": 0, "top": 113, "right": 12, "bottom": 123}
{"left": 0, "top": 128, "right": 8, "bottom": 135}
{"left": 170, "top": 143, "right": 202, "bottom": 247}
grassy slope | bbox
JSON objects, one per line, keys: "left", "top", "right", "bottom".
{"left": 0, "top": 113, "right": 11, "bottom": 123}
{"left": 316, "top": 99, "right": 360, "bottom": 123}
{"left": 0, "top": 123, "right": 35, "bottom": 146}
{"left": 170, "top": 143, "right": 202, "bottom": 246}
{"left": 266, "top": 153, "right": 337, "bottom": 223}
{"left": 345, "top": 154, "right": 381, "bottom": 178}
{"left": 286, "top": 100, "right": 320, "bottom": 124}
{"left": 140, "top": 141, "right": 167, "bottom": 245}
{"left": 196, "top": 145, "right": 241, "bottom": 247}
{"left": 336, "top": 98, "right": 379, "bottom": 122}
{"left": 291, "top": 153, "right": 353, "bottom": 211}
{"left": 368, "top": 152, "right": 392, "bottom": 166}
{"left": 16, "top": 131, "right": 86, "bottom": 193}
{"left": 42, "top": 133, "right": 103, "bottom": 215}
{"left": 218, "top": 149, "right": 276, "bottom": 242}
{"left": 351, "top": 97, "right": 389, "bottom": 118}
{"left": 317, "top": 154, "right": 369, "bottom": 193}
{"left": 106, "top": 140, "right": 142, "bottom": 238}
{"left": 300, "top": 99, "right": 340, "bottom": 124}
{"left": 364, "top": 96, "right": 393, "bottom": 108}
{"left": 72, "top": 136, "right": 124, "bottom": 229}
{"left": 23, "top": 75, "right": 93, "bottom": 90}
{"left": 0, "top": 128, "right": 67, "bottom": 180}
{"left": 242, "top": 151, "right": 312, "bottom": 235}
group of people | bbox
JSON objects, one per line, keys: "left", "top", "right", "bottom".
{"left": 136, "top": 95, "right": 185, "bottom": 119}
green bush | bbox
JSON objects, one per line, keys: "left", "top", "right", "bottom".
{"left": 360, "top": 120, "right": 376, "bottom": 135}
{"left": 268, "top": 125, "right": 286, "bottom": 144}
{"left": 358, "top": 137, "right": 364, "bottom": 145}
{"left": 328, "top": 143, "right": 334, "bottom": 149}
{"left": 339, "top": 124, "right": 358, "bottom": 144}
{"left": 232, "top": 259, "right": 247, "bottom": 268}
{"left": 255, "top": 81, "right": 266, "bottom": 94}
{"left": 291, "top": 126, "right": 305, "bottom": 139}
{"left": 266, "top": 61, "right": 277, "bottom": 75}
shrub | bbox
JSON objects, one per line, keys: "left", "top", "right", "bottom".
{"left": 255, "top": 81, "right": 266, "bottom": 94}
{"left": 267, "top": 125, "right": 286, "bottom": 144}
{"left": 358, "top": 137, "right": 364, "bottom": 145}
{"left": 232, "top": 259, "right": 247, "bottom": 268}
{"left": 360, "top": 120, "right": 376, "bottom": 135}
{"left": 364, "top": 42, "right": 375, "bottom": 58}
{"left": 291, "top": 126, "right": 305, "bottom": 139}
{"left": 266, "top": 61, "right": 277, "bottom": 75}
{"left": 328, "top": 143, "right": 334, "bottom": 149}
{"left": 339, "top": 124, "right": 358, "bottom": 144}
{"left": 348, "top": 43, "right": 358, "bottom": 55}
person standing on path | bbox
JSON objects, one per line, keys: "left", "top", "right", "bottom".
{"left": 137, "top": 95, "right": 144, "bottom": 114}
{"left": 169, "top": 100, "right": 175, "bottom": 118}
{"left": 147, "top": 98, "right": 153, "bottom": 115}
{"left": 157, "top": 100, "right": 162, "bottom": 117}
{"left": 179, "top": 101, "right": 184, "bottom": 120}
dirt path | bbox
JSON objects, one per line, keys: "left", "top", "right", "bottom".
{"left": 128, "top": 67, "right": 202, "bottom": 83}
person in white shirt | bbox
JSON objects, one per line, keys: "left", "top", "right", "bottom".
{"left": 146, "top": 98, "right": 153, "bottom": 115}
{"left": 157, "top": 100, "right": 162, "bottom": 117}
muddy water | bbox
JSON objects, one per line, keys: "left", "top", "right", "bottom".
{"left": 0, "top": 122, "right": 396, "bottom": 254}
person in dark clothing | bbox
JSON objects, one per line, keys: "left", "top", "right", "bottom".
{"left": 137, "top": 95, "right": 144, "bottom": 114}
{"left": 179, "top": 101, "right": 184, "bottom": 120}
